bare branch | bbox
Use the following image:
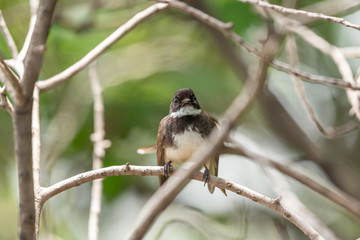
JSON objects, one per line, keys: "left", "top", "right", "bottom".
{"left": 18, "top": 0, "right": 40, "bottom": 61}
{"left": 0, "top": 57, "right": 25, "bottom": 106}
{"left": 37, "top": 3, "right": 169, "bottom": 92}
{"left": 157, "top": 0, "right": 360, "bottom": 93}
{"left": 237, "top": 0, "right": 360, "bottom": 31}
{"left": 0, "top": 10, "right": 19, "bottom": 59}
{"left": 285, "top": 34, "right": 357, "bottom": 138}
{"left": 301, "top": 0, "right": 360, "bottom": 25}
{"left": 222, "top": 144, "right": 360, "bottom": 222}
{"left": 31, "top": 85, "right": 42, "bottom": 239}
{"left": 14, "top": 0, "right": 57, "bottom": 239}
{"left": 266, "top": 169, "right": 339, "bottom": 240}
{"left": 21, "top": 0, "right": 57, "bottom": 99}
{"left": 340, "top": 47, "right": 360, "bottom": 59}
{"left": 0, "top": 86, "right": 14, "bottom": 115}
{"left": 88, "top": 61, "right": 110, "bottom": 240}
{"left": 125, "top": 23, "right": 279, "bottom": 239}
{"left": 40, "top": 164, "right": 324, "bottom": 240}
{"left": 271, "top": 12, "right": 360, "bottom": 121}
{"left": 270, "top": 60, "right": 360, "bottom": 91}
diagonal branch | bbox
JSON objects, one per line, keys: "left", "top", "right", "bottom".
{"left": 285, "top": 34, "right": 358, "bottom": 138}
{"left": 125, "top": 24, "right": 280, "bottom": 240}
{"left": 272, "top": 12, "right": 360, "bottom": 121}
{"left": 21, "top": 0, "right": 58, "bottom": 99}
{"left": 0, "top": 86, "right": 14, "bottom": 115}
{"left": 0, "top": 57, "right": 24, "bottom": 106}
{"left": 158, "top": 0, "right": 360, "bottom": 93}
{"left": 0, "top": 10, "right": 19, "bottom": 59}
{"left": 222, "top": 144, "right": 360, "bottom": 222}
{"left": 37, "top": 3, "right": 169, "bottom": 92}
{"left": 237, "top": 0, "right": 360, "bottom": 31}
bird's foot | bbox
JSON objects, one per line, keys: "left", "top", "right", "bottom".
{"left": 164, "top": 161, "right": 172, "bottom": 178}
{"left": 202, "top": 165, "right": 210, "bottom": 186}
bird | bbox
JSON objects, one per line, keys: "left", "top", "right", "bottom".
{"left": 138, "top": 88, "right": 220, "bottom": 194}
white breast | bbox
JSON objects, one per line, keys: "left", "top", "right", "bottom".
{"left": 165, "top": 128, "right": 205, "bottom": 165}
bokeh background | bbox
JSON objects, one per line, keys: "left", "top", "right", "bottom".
{"left": 1, "top": 0, "right": 360, "bottom": 239}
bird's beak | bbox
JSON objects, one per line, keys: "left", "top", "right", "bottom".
{"left": 182, "top": 98, "right": 191, "bottom": 103}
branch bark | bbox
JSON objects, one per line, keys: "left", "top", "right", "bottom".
{"left": 88, "top": 62, "right": 110, "bottom": 240}
{"left": 37, "top": 3, "right": 169, "bottom": 92}
{"left": 39, "top": 163, "right": 324, "bottom": 240}
{"left": 14, "top": 0, "right": 57, "bottom": 239}
{"left": 237, "top": 0, "right": 360, "bottom": 31}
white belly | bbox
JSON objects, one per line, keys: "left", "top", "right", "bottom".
{"left": 165, "top": 129, "right": 205, "bottom": 165}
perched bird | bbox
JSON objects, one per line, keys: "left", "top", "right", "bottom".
{"left": 139, "top": 88, "right": 219, "bottom": 193}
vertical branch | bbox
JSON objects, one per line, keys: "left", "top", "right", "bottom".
{"left": 88, "top": 61, "right": 110, "bottom": 240}
{"left": 31, "top": 85, "right": 42, "bottom": 239}
{"left": 14, "top": 0, "right": 57, "bottom": 239}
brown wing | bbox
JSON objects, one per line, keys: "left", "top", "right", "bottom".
{"left": 204, "top": 111, "right": 219, "bottom": 194}
{"left": 157, "top": 116, "right": 168, "bottom": 185}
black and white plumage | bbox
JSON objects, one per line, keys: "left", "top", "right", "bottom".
{"left": 156, "top": 88, "right": 219, "bottom": 193}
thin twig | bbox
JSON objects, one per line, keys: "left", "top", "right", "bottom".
{"left": 158, "top": 0, "right": 360, "bottom": 93}
{"left": 272, "top": 12, "right": 360, "bottom": 121}
{"left": 125, "top": 29, "right": 280, "bottom": 240}
{"left": 0, "top": 86, "right": 14, "bottom": 115}
{"left": 37, "top": 3, "right": 169, "bottom": 92}
{"left": 0, "top": 57, "right": 24, "bottom": 106}
{"left": 18, "top": 0, "right": 40, "bottom": 61}
{"left": 0, "top": 10, "right": 19, "bottom": 59}
{"left": 300, "top": 0, "right": 360, "bottom": 25}
{"left": 88, "top": 61, "right": 110, "bottom": 240}
{"left": 285, "top": 34, "right": 357, "bottom": 138}
{"left": 237, "top": 0, "right": 360, "bottom": 31}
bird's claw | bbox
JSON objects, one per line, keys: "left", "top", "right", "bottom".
{"left": 164, "top": 161, "right": 172, "bottom": 178}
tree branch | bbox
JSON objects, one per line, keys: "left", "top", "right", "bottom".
{"left": 265, "top": 169, "right": 339, "bottom": 240}
{"left": 0, "top": 10, "right": 19, "bottom": 59}
{"left": 237, "top": 0, "right": 360, "bottom": 31}
{"left": 37, "top": 3, "right": 169, "bottom": 92}
{"left": 285, "top": 34, "right": 357, "bottom": 138}
{"left": 158, "top": 0, "right": 360, "bottom": 93}
{"left": 0, "top": 57, "right": 24, "bottom": 106}
{"left": 21, "top": 0, "right": 57, "bottom": 99}
{"left": 222, "top": 144, "right": 360, "bottom": 222}
{"left": 40, "top": 163, "right": 324, "bottom": 240}
{"left": 31, "top": 85, "right": 42, "bottom": 239}
{"left": 272, "top": 12, "right": 360, "bottom": 121}
{"left": 0, "top": 86, "right": 14, "bottom": 115}
{"left": 88, "top": 61, "right": 110, "bottom": 240}
{"left": 14, "top": 0, "right": 57, "bottom": 239}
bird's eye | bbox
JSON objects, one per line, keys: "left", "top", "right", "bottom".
{"left": 173, "top": 98, "right": 179, "bottom": 104}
